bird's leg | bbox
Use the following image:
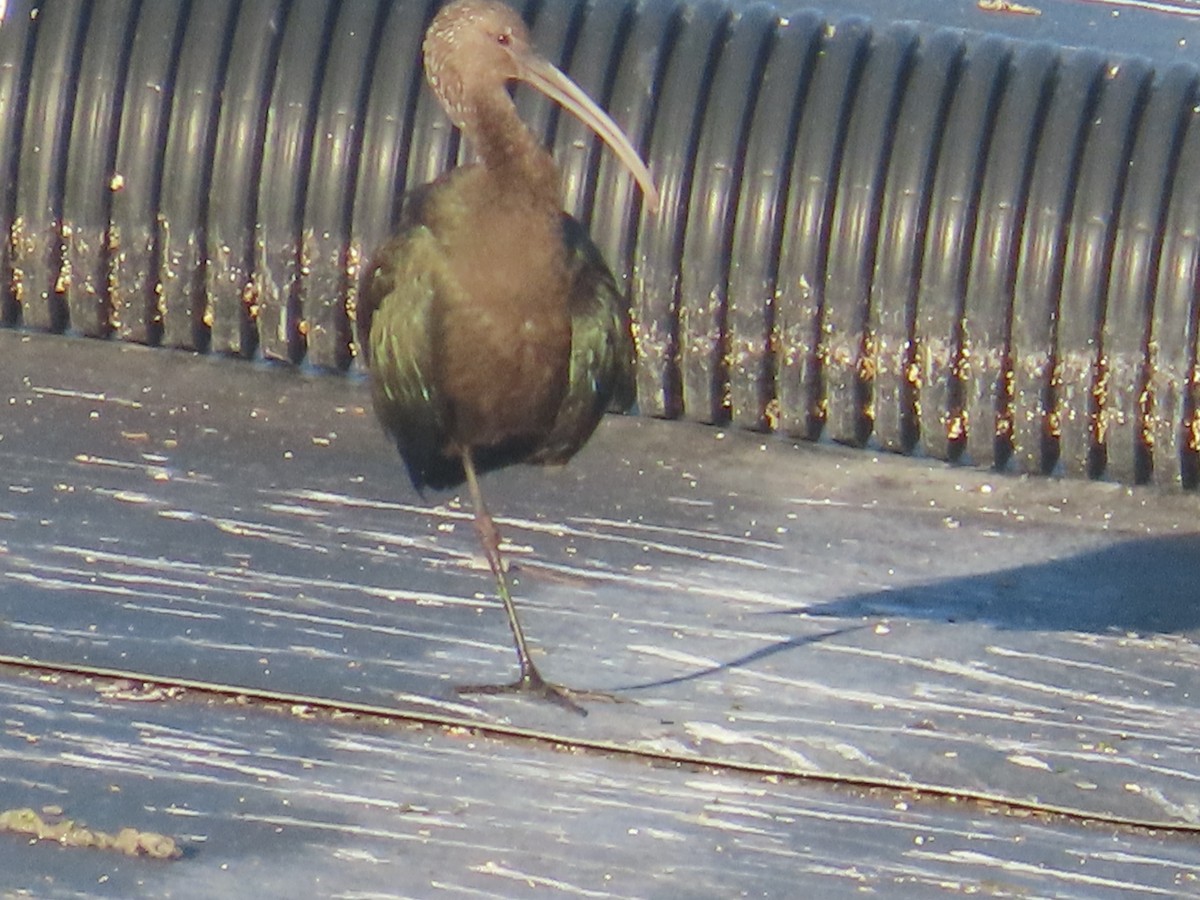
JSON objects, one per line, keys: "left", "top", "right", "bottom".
{"left": 456, "top": 448, "right": 587, "bottom": 715}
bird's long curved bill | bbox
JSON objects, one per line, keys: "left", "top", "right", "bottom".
{"left": 519, "top": 57, "right": 659, "bottom": 213}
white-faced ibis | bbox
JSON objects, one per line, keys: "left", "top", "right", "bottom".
{"left": 357, "top": 0, "right": 658, "bottom": 712}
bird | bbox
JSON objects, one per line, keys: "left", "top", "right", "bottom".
{"left": 356, "top": 0, "right": 658, "bottom": 713}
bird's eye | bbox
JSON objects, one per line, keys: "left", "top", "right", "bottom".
{"left": 496, "top": 31, "right": 511, "bottom": 46}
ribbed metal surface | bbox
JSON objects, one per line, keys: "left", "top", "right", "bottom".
{"left": 2, "top": 0, "right": 1199, "bottom": 486}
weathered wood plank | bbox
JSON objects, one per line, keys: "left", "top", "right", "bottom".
{"left": 1, "top": 671, "right": 1199, "bottom": 897}
{"left": 3, "top": 329, "right": 1200, "bottom": 843}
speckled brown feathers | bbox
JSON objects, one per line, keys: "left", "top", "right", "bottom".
{"left": 357, "top": 174, "right": 634, "bottom": 490}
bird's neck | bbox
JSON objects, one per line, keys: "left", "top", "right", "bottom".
{"left": 467, "top": 92, "right": 560, "bottom": 209}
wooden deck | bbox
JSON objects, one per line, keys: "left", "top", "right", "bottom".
{"left": 2, "top": 329, "right": 1200, "bottom": 896}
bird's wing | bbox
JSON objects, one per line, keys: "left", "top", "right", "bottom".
{"left": 359, "top": 225, "right": 463, "bottom": 492}
{"left": 355, "top": 182, "right": 435, "bottom": 366}
{"left": 529, "top": 214, "right": 637, "bottom": 466}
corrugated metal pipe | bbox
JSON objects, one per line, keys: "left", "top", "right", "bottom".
{"left": 2, "top": 0, "right": 1199, "bottom": 485}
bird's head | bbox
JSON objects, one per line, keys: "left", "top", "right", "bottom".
{"left": 424, "top": 0, "right": 533, "bottom": 128}
{"left": 423, "top": 0, "right": 659, "bottom": 211}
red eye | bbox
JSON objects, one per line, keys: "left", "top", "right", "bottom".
{"left": 497, "top": 31, "right": 511, "bottom": 46}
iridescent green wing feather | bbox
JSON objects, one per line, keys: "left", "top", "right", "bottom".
{"left": 528, "top": 214, "right": 636, "bottom": 466}
{"left": 357, "top": 184, "right": 466, "bottom": 491}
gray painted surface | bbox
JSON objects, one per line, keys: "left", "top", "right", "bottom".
{"left": 785, "top": 0, "right": 1200, "bottom": 62}
{"left": 1, "top": 329, "right": 1199, "bottom": 895}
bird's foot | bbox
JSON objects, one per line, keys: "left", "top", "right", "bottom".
{"left": 456, "top": 667, "right": 624, "bottom": 717}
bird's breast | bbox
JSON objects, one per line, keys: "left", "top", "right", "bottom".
{"left": 434, "top": 205, "right": 572, "bottom": 451}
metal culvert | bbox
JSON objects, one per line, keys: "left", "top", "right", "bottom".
{"left": 2, "top": 0, "right": 1199, "bottom": 486}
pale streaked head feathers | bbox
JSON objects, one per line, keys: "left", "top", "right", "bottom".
{"left": 423, "top": 0, "right": 532, "bottom": 130}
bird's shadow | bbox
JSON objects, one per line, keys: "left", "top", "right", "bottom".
{"left": 615, "top": 626, "right": 866, "bottom": 692}
{"left": 791, "top": 531, "right": 1200, "bottom": 636}
{"left": 600, "top": 532, "right": 1200, "bottom": 694}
